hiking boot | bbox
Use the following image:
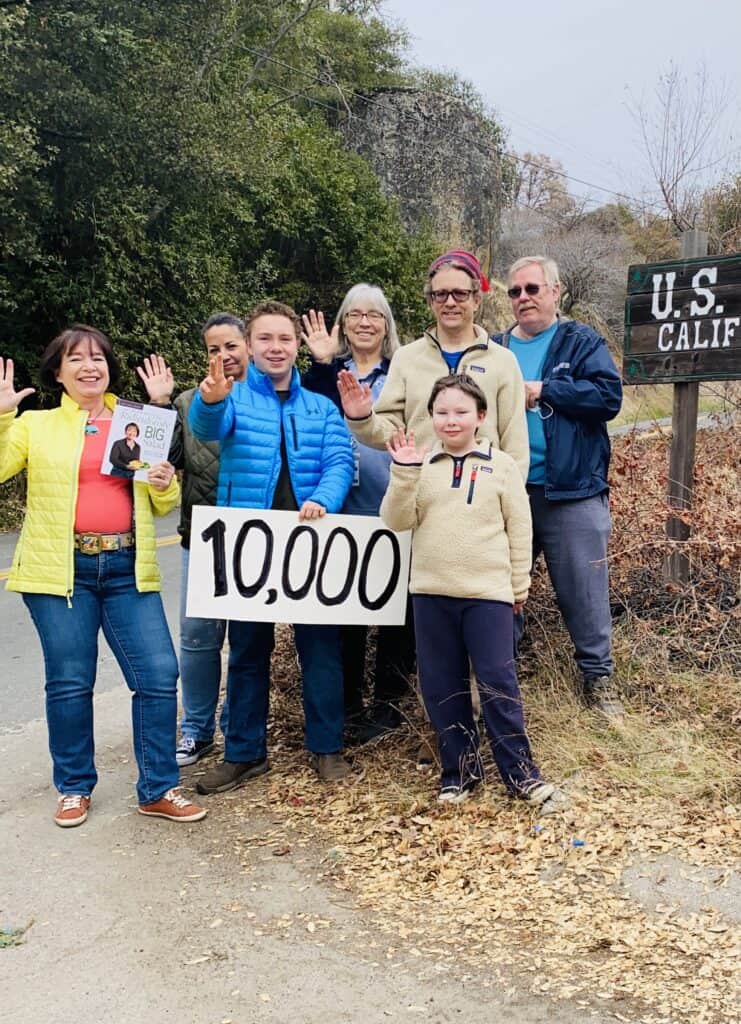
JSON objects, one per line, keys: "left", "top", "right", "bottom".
{"left": 196, "top": 757, "right": 269, "bottom": 795}
{"left": 519, "top": 781, "right": 569, "bottom": 815}
{"left": 583, "top": 676, "right": 624, "bottom": 719}
{"left": 310, "top": 752, "right": 351, "bottom": 781}
{"left": 54, "top": 794, "right": 91, "bottom": 828}
{"left": 176, "top": 736, "right": 215, "bottom": 767}
{"left": 138, "top": 787, "right": 207, "bottom": 822}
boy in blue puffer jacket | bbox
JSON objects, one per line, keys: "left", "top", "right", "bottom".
{"left": 189, "top": 300, "right": 355, "bottom": 789}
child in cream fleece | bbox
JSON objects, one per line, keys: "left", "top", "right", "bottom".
{"left": 380, "top": 374, "right": 564, "bottom": 811}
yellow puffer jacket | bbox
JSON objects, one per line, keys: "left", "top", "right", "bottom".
{"left": 0, "top": 392, "right": 179, "bottom": 598}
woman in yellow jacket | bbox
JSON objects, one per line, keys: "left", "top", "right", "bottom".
{"left": 0, "top": 325, "right": 206, "bottom": 828}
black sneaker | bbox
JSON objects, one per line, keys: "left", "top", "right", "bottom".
{"left": 176, "top": 737, "right": 215, "bottom": 767}
{"left": 354, "top": 705, "right": 402, "bottom": 745}
{"left": 196, "top": 758, "right": 269, "bottom": 795}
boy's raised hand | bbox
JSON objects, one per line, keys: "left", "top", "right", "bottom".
{"left": 386, "top": 427, "right": 429, "bottom": 465}
{"left": 337, "top": 369, "right": 372, "bottom": 419}
{"left": 199, "top": 353, "right": 234, "bottom": 404}
{"left": 0, "top": 358, "right": 35, "bottom": 415}
{"left": 136, "top": 354, "right": 174, "bottom": 406}
{"left": 301, "top": 309, "right": 340, "bottom": 365}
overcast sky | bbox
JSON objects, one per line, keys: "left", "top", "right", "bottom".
{"left": 382, "top": 0, "right": 741, "bottom": 211}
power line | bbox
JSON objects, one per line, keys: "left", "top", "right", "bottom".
{"left": 170, "top": 12, "right": 665, "bottom": 216}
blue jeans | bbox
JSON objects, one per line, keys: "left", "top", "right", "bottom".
{"left": 224, "top": 621, "right": 344, "bottom": 762}
{"left": 23, "top": 548, "right": 179, "bottom": 804}
{"left": 179, "top": 547, "right": 227, "bottom": 742}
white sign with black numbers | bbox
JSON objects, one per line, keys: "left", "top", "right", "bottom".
{"left": 186, "top": 507, "right": 412, "bottom": 625}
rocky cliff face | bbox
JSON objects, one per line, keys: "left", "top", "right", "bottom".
{"left": 339, "top": 87, "right": 505, "bottom": 263}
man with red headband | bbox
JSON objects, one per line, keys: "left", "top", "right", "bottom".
{"left": 495, "top": 255, "right": 624, "bottom": 717}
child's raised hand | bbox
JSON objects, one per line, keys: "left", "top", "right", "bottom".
{"left": 199, "top": 353, "right": 233, "bottom": 404}
{"left": 337, "top": 369, "right": 372, "bottom": 419}
{"left": 386, "top": 427, "right": 428, "bottom": 465}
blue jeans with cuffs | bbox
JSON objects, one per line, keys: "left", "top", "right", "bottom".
{"left": 23, "top": 547, "right": 179, "bottom": 804}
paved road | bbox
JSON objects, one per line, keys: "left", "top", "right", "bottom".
{"left": 1, "top": 511, "right": 181, "bottom": 733}
{"left": 1, "top": 510, "right": 620, "bottom": 1024}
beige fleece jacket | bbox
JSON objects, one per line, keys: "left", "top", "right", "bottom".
{"left": 379, "top": 437, "right": 532, "bottom": 604}
{"left": 347, "top": 326, "right": 529, "bottom": 481}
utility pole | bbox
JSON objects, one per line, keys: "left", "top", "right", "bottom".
{"left": 664, "top": 229, "right": 708, "bottom": 583}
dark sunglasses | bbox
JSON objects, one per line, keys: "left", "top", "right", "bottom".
{"left": 507, "top": 283, "right": 545, "bottom": 299}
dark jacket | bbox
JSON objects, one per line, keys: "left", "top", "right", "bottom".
{"left": 302, "top": 356, "right": 392, "bottom": 515}
{"left": 493, "top": 319, "right": 622, "bottom": 500}
{"left": 189, "top": 363, "right": 354, "bottom": 512}
{"left": 109, "top": 437, "right": 140, "bottom": 472}
{"left": 169, "top": 389, "right": 220, "bottom": 548}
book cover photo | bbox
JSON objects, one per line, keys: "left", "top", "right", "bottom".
{"left": 100, "top": 399, "right": 176, "bottom": 482}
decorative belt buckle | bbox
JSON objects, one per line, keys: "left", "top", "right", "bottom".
{"left": 80, "top": 534, "right": 102, "bottom": 555}
{"left": 101, "top": 535, "right": 118, "bottom": 551}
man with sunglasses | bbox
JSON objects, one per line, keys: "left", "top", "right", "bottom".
{"left": 495, "top": 256, "right": 624, "bottom": 717}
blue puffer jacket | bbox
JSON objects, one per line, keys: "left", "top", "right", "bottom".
{"left": 189, "top": 364, "right": 354, "bottom": 512}
{"left": 493, "top": 319, "right": 622, "bottom": 500}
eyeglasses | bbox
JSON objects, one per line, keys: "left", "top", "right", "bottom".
{"left": 429, "top": 288, "right": 474, "bottom": 304}
{"left": 344, "top": 310, "right": 385, "bottom": 323}
{"left": 507, "top": 283, "right": 546, "bottom": 299}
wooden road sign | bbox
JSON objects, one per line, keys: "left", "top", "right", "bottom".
{"left": 624, "top": 252, "right": 741, "bottom": 384}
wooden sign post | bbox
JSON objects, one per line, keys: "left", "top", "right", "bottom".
{"left": 624, "top": 234, "right": 741, "bottom": 583}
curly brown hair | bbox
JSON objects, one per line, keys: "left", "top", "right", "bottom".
{"left": 244, "top": 300, "right": 301, "bottom": 341}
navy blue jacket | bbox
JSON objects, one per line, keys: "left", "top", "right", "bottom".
{"left": 189, "top": 363, "right": 354, "bottom": 512}
{"left": 302, "top": 356, "right": 393, "bottom": 516}
{"left": 493, "top": 319, "right": 622, "bottom": 500}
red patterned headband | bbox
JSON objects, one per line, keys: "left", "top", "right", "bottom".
{"left": 428, "top": 250, "right": 490, "bottom": 292}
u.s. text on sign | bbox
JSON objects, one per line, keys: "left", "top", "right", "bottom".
{"left": 623, "top": 253, "right": 741, "bottom": 384}
{"left": 186, "top": 506, "right": 412, "bottom": 625}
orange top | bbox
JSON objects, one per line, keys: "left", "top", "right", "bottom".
{"left": 74, "top": 420, "right": 134, "bottom": 533}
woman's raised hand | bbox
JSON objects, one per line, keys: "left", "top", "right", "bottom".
{"left": 198, "top": 353, "right": 233, "bottom": 404}
{"left": 337, "top": 369, "right": 372, "bottom": 419}
{"left": 136, "top": 354, "right": 174, "bottom": 406}
{"left": 386, "top": 427, "right": 429, "bottom": 465}
{"left": 0, "top": 358, "right": 35, "bottom": 415}
{"left": 301, "top": 309, "right": 340, "bottom": 365}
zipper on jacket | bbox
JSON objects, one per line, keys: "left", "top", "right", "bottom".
{"left": 451, "top": 458, "right": 463, "bottom": 489}
{"left": 466, "top": 466, "right": 478, "bottom": 504}
{"left": 226, "top": 479, "right": 233, "bottom": 505}
{"left": 66, "top": 413, "right": 87, "bottom": 602}
{"left": 289, "top": 415, "right": 298, "bottom": 450}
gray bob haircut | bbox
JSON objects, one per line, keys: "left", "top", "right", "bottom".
{"left": 507, "top": 255, "right": 560, "bottom": 288}
{"left": 335, "top": 283, "right": 400, "bottom": 361}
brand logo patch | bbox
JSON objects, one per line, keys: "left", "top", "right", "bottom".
{"left": 468, "top": 364, "right": 485, "bottom": 373}
{"left": 479, "top": 465, "right": 493, "bottom": 473}
{"left": 553, "top": 361, "right": 570, "bottom": 372}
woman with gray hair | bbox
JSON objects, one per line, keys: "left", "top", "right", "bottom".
{"left": 301, "top": 283, "right": 415, "bottom": 744}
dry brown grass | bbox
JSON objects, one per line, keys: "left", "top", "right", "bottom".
{"left": 200, "top": 424, "right": 741, "bottom": 1024}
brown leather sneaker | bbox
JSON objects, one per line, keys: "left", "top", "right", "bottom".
{"left": 310, "top": 752, "right": 351, "bottom": 781}
{"left": 54, "top": 794, "right": 91, "bottom": 828}
{"left": 138, "top": 787, "right": 207, "bottom": 822}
